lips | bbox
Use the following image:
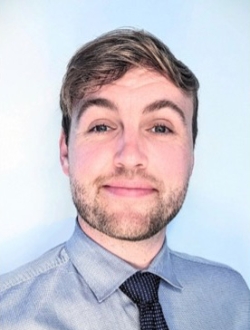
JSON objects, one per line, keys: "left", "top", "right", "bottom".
{"left": 102, "top": 181, "right": 157, "bottom": 197}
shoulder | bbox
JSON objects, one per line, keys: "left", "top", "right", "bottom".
{"left": 0, "top": 243, "right": 76, "bottom": 329}
{"left": 0, "top": 243, "right": 69, "bottom": 293}
{"left": 169, "top": 249, "right": 250, "bottom": 296}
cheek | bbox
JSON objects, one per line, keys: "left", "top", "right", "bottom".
{"left": 153, "top": 145, "right": 193, "bottom": 180}
{"left": 69, "top": 144, "right": 113, "bottom": 179}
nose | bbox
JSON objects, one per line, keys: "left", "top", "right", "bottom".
{"left": 113, "top": 129, "right": 148, "bottom": 170}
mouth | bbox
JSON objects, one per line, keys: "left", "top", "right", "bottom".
{"left": 102, "top": 183, "right": 158, "bottom": 198}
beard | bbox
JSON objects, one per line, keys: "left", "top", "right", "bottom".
{"left": 70, "top": 168, "right": 189, "bottom": 242}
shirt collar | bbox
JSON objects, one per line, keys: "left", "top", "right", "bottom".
{"left": 66, "top": 221, "right": 182, "bottom": 302}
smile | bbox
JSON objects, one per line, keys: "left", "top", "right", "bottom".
{"left": 102, "top": 185, "right": 157, "bottom": 197}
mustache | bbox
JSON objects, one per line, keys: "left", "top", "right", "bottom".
{"left": 93, "top": 167, "right": 162, "bottom": 188}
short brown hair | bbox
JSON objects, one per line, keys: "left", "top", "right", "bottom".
{"left": 60, "top": 28, "right": 199, "bottom": 145}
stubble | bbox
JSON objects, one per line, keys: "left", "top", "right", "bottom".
{"left": 70, "top": 169, "right": 189, "bottom": 241}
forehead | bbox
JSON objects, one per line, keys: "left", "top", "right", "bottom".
{"left": 73, "top": 68, "right": 194, "bottom": 121}
{"left": 96, "top": 68, "right": 187, "bottom": 97}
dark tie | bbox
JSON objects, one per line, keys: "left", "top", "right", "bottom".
{"left": 120, "top": 272, "right": 169, "bottom": 330}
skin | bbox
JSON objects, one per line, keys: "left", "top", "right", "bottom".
{"left": 60, "top": 68, "right": 194, "bottom": 269}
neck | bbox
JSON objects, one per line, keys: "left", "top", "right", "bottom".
{"left": 78, "top": 218, "right": 166, "bottom": 269}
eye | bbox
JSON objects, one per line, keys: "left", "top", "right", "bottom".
{"left": 151, "top": 124, "right": 171, "bottom": 134}
{"left": 89, "top": 124, "right": 111, "bottom": 133}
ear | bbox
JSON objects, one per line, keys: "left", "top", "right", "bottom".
{"left": 189, "top": 152, "right": 195, "bottom": 176}
{"left": 59, "top": 130, "right": 69, "bottom": 176}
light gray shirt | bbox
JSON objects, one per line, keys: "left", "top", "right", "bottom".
{"left": 1, "top": 221, "right": 249, "bottom": 329}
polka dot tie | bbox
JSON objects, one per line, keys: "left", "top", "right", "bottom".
{"left": 120, "top": 272, "right": 169, "bottom": 330}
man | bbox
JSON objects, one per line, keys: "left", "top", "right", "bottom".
{"left": 1, "top": 28, "right": 249, "bottom": 329}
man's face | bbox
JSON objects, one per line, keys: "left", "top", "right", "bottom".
{"left": 60, "top": 68, "right": 194, "bottom": 241}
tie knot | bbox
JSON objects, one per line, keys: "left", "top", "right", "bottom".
{"left": 120, "top": 272, "right": 160, "bottom": 305}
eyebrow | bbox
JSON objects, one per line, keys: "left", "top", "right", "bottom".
{"left": 143, "top": 99, "right": 186, "bottom": 124}
{"left": 76, "top": 97, "right": 186, "bottom": 124}
{"left": 76, "top": 98, "right": 117, "bottom": 122}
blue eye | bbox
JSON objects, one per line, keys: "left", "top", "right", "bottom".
{"left": 152, "top": 125, "right": 170, "bottom": 134}
{"left": 90, "top": 124, "right": 109, "bottom": 132}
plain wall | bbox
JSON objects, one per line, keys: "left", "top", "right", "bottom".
{"left": 0, "top": 0, "right": 249, "bottom": 286}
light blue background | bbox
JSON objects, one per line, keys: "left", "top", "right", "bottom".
{"left": 0, "top": 1, "right": 249, "bottom": 286}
